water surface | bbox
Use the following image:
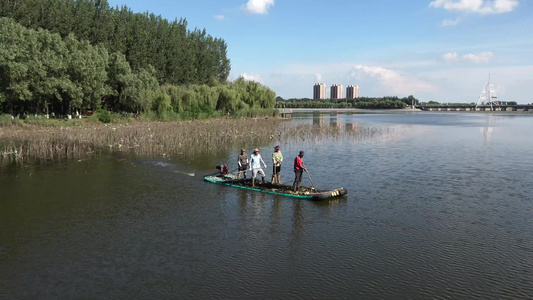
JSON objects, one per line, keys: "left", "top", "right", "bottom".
{"left": 1, "top": 111, "right": 532, "bottom": 299}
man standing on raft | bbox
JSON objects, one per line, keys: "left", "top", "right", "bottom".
{"left": 293, "top": 150, "right": 307, "bottom": 191}
{"left": 237, "top": 148, "right": 248, "bottom": 179}
{"left": 250, "top": 148, "right": 267, "bottom": 185}
{"left": 271, "top": 145, "right": 283, "bottom": 184}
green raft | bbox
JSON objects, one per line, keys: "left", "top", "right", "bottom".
{"left": 204, "top": 174, "right": 348, "bottom": 201}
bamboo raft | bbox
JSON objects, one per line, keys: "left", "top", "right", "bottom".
{"left": 204, "top": 174, "right": 348, "bottom": 200}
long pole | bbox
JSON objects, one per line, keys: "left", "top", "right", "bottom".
{"left": 303, "top": 165, "right": 316, "bottom": 190}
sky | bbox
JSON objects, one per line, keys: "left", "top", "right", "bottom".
{"left": 107, "top": 0, "right": 533, "bottom": 103}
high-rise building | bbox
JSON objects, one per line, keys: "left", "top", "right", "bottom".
{"left": 330, "top": 84, "right": 343, "bottom": 99}
{"left": 346, "top": 85, "right": 360, "bottom": 99}
{"left": 313, "top": 83, "right": 327, "bottom": 100}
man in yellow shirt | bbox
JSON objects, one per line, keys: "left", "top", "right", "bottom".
{"left": 271, "top": 145, "right": 283, "bottom": 184}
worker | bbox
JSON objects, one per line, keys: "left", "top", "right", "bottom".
{"left": 249, "top": 148, "right": 267, "bottom": 185}
{"left": 271, "top": 145, "right": 283, "bottom": 184}
{"left": 293, "top": 150, "right": 307, "bottom": 191}
{"left": 237, "top": 148, "right": 248, "bottom": 179}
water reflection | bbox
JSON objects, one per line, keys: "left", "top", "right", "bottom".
{"left": 480, "top": 126, "right": 494, "bottom": 142}
{"left": 312, "top": 112, "right": 325, "bottom": 127}
{"left": 312, "top": 111, "right": 361, "bottom": 133}
{"left": 231, "top": 183, "right": 347, "bottom": 251}
{"left": 291, "top": 200, "right": 304, "bottom": 248}
{"left": 345, "top": 123, "right": 359, "bottom": 132}
{"left": 480, "top": 115, "right": 497, "bottom": 142}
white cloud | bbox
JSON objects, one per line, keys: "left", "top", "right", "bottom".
{"left": 429, "top": 0, "right": 519, "bottom": 15}
{"left": 350, "top": 65, "right": 435, "bottom": 95}
{"left": 241, "top": 0, "right": 275, "bottom": 14}
{"left": 240, "top": 73, "right": 264, "bottom": 83}
{"left": 462, "top": 51, "right": 494, "bottom": 63}
{"left": 214, "top": 14, "right": 225, "bottom": 20}
{"left": 442, "top": 51, "right": 494, "bottom": 63}
{"left": 443, "top": 52, "right": 459, "bottom": 61}
{"left": 441, "top": 18, "right": 460, "bottom": 26}
{"left": 315, "top": 73, "right": 323, "bottom": 82}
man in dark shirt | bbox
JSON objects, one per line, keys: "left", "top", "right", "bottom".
{"left": 237, "top": 149, "right": 248, "bottom": 179}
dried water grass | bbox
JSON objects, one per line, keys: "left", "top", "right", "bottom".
{"left": 276, "top": 122, "right": 398, "bottom": 146}
{"left": 0, "top": 118, "right": 285, "bottom": 164}
{"left": 0, "top": 118, "right": 395, "bottom": 165}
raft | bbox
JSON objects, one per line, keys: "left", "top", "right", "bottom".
{"left": 204, "top": 174, "right": 348, "bottom": 201}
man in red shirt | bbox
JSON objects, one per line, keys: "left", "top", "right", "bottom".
{"left": 293, "top": 150, "right": 307, "bottom": 191}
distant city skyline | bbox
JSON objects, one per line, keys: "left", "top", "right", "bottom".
{"left": 108, "top": 0, "right": 533, "bottom": 103}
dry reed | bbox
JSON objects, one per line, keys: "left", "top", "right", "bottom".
{"left": 0, "top": 118, "right": 396, "bottom": 165}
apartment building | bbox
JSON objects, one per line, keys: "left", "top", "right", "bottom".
{"left": 313, "top": 83, "right": 327, "bottom": 100}
{"left": 330, "top": 84, "right": 343, "bottom": 99}
{"left": 346, "top": 85, "right": 360, "bottom": 99}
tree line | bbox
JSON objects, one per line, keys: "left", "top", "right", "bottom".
{"left": 276, "top": 95, "right": 419, "bottom": 109}
{"left": 421, "top": 100, "right": 519, "bottom": 106}
{"left": 0, "top": 0, "right": 230, "bottom": 86}
{"left": 0, "top": 2, "right": 276, "bottom": 118}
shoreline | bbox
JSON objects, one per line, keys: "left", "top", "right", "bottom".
{"left": 288, "top": 107, "right": 420, "bottom": 112}
{"left": 287, "top": 107, "right": 533, "bottom": 113}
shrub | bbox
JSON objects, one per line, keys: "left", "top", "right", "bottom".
{"left": 153, "top": 91, "right": 172, "bottom": 118}
{"left": 0, "top": 114, "right": 14, "bottom": 122}
{"left": 96, "top": 110, "right": 111, "bottom": 123}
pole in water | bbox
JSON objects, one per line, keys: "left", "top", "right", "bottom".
{"left": 304, "top": 168, "right": 316, "bottom": 190}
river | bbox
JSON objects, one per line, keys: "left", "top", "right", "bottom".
{"left": 1, "top": 111, "right": 532, "bottom": 299}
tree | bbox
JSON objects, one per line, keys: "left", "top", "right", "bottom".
{"left": 119, "top": 65, "right": 159, "bottom": 113}
{"left": 64, "top": 34, "right": 110, "bottom": 113}
{"left": 216, "top": 85, "right": 239, "bottom": 112}
{"left": 31, "top": 27, "right": 71, "bottom": 115}
{"left": 1, "top": 0, "right": 231, "bottom": 87}
{"left": 0, "top": 18, "right": 35, "bottom": 115}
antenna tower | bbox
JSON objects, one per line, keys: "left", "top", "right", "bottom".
{"left": 476, "top": 74, "right": 499, "bottom": 109}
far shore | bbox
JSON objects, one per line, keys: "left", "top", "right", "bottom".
{"left": 287, "top": 107, "right": 533, "bottom": 113}
{"left": 287, "top": 107, "right": 420, "bottom": 112}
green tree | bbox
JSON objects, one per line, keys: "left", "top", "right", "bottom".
{"left": 118, "top": 65, "right": 159, "bottom": 113}
{"left": 216, "top": 85, "right": 239, "bottom": 112}
{"left": 31, "top": 27, "right": 70, "bottom": 115}
{"left": 0, "top": 17, "right": 35, "bottom": 114}
{"left": 64, "top": 34, "right": 110, "bottom": 113}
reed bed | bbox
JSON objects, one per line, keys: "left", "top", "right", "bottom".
{"left": 0, "top": 118, "right": 397, "bottom": 165}
{"left": 276, "top": 123, "right": 398, "bottom": 145}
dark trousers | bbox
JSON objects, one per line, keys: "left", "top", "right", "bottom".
{"left": 293, "top": 169, "right": 303, "bottom": 187}
{"left": 272, "top": 165, "right": 281, "bottom": 175}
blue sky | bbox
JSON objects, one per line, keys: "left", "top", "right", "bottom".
{"left": 108, "top": 0, "right": 533, "bottom": 103}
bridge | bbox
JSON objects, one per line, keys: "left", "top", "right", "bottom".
{"left": 417, "top": 105, "right": 533, "bottom": 112}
